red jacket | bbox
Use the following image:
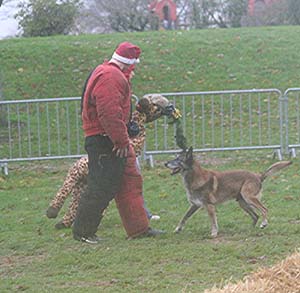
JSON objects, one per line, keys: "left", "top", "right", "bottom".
{"left": 82, "top": 61, "right": 131, "bottom": 149}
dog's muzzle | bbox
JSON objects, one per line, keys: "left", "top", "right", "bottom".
{"left": 164, "top": 162, "right": 181, "bottom": 175}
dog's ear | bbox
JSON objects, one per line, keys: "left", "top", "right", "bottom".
{"left": 185, "top": 147, "right": 193, "bottom": 165}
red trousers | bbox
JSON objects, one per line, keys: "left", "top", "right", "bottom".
{"left": 115, "top": 145, "right": 149, "bottom": 238}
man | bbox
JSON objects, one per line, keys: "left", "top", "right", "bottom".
{"left": 46, "top": 93, "right": 181, "bottom": 230}
{"left": 73, "top": 42, "right": 164, "bottom": 243}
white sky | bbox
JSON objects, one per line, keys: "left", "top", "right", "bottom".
{"left": 0, "top": 0, "right": 25, "bottom": 39}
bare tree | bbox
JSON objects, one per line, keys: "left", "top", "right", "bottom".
{"left": 78, "top": 0, "right": 151, "bottom": 33}
{"left": 173, "top": 0, "right": 248, "bottom": 29}
{"left": 224, "top": 0, "right": 248, "bottom": 27}
{"left": 243, "top": 0, "right": 289, "bottom": 26}
{"left": 288, "top": 0, "right": 300, "bottom": 25}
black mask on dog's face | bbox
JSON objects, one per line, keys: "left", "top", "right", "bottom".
{"left": 161, "top": 104, "right": 176, "bottom": 117}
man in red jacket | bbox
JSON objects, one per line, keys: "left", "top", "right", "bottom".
{"left": 73, "top": 42, "right": 164, "bottom": 243}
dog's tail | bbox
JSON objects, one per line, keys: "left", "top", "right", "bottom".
{"left": 261, "top": 161, "right": 292, "bottom": 182}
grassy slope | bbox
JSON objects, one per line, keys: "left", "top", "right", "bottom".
{"left": 1, "top": 26, "right": 300, "bottom": 292}
{"left": 1, "top": 26, "right": 300, "bottom": 101}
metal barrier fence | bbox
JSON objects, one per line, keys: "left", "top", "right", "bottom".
{"left": 142, "top": 89, "right": 284, "bottom": 165}
{"left": 0, "top": 88, "right": 297, "bottom": 174}
{"left": 0, "top": 97, "right": 83, "bottom": 175}
{"left": 284, "top": 88, "right": 300, "bottom": 157}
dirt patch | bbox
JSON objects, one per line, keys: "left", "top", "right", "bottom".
{"left": 0, "top": 253, "right": 48, "bottom": 277}
{"left": 8, "top": 160, "right": 76, "bottom": 174}
{"left": 57, "top": 279, "right": 119, "bottom": 289}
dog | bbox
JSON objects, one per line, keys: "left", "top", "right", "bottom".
{"left": 165, "top": 147, "right": 292, "bottom": 237}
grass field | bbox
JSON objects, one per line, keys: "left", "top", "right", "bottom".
{"left": 1, "top": 155, "right": 300, "bottom": 292}
{"left": 1, "top": 26, "right": 300, "bottom": 292}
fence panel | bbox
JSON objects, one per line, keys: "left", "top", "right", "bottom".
{"left": 284, "top": 88, "right": 300, "bottom": 157}
{"left": 0, "top": 89, "right": 284, "bottom": 173}
{"left": 143, "top": 89, "right": 283, "bottom": 159}
{"left": 0, "top": 97, "right": 84, "bottom": 166}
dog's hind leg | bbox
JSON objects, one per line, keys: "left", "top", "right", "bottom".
{"left": 240, "top": 182, "right": 268, "bottom": 229}
{"left": 249, "top": 193, "right": 268, "bottom": 229}
{"left": 206, "top": 204, "right": 218, "bottom": 238}
{"left": 174, "top": 204, "right": 200, "bottom": 233}
{"left": 237, "top": 195, "right": 259, "bottom": 227}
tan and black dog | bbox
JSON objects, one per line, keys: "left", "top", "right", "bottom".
{"left": 165, "top": 147, "right": 292, "bottom": 237}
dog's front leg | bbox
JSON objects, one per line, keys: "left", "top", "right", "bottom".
{"left": 174, "top": 204, "right": 200, "bottom": 233}
{"left": 206, "top": 204, "right": 218, "bottom": 238}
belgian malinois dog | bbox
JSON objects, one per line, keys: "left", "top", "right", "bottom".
{"left": 165, "top": 147, "right": 292, "bottom": 237}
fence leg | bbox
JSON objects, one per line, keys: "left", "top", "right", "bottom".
{"left": 289, "top": 148, "right": 297, "bottom": 158}
{"left": 273, "top": 149, "right": 282, "bottom": 161}
{"left": 1, "top": 163, "right": 8, "bottom": 176}
{"left": 144, "top": 154, "right": 154, "bottom": 168}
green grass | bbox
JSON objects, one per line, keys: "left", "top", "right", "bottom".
{"left": 1, "top": 156, "right": 300, "bottom": 292}
{"left": 1, "top": 26, "right": 300, "bottom": 292}
{"left": 1, "top": 26, "right": 300, "bottom": 101}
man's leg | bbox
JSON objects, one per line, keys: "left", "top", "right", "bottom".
{"left": 115, "top": 146, "right": 162, "bottom": 238}
{"left": 135, "top": 157, "right": 159, "bottom": 221}
{"left": 73, "top": 136, "right": 125, "bottom": 241}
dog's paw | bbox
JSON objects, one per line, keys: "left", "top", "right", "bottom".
{"left": 260, "top": 220, "right": 268, "bottom": 229}
{"left": 174, "top": 226, "right": 182, "bottom": 233}
{"left": 211, "top": 232, "right": 218, "bottom": 238}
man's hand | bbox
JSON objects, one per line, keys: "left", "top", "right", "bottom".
{"left": 113, "top": 145, "right": 128, "bottom": 158}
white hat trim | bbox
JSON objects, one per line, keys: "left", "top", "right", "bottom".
{"left": 112, "top": 52, "right": 140, "bottom": 65}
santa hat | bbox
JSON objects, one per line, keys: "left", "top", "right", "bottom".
{"left": 112, "top": 42, "right": 141, "bottom": 65}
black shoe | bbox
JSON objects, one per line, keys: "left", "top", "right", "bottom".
{"left": 73, "top": 234, "right": 102, "bottom": 244}
{"left": 46, "top": 206, "right": 59, "bottom": 218}
{"left": 137, "top": 227, "right": 165, "bottom": 238}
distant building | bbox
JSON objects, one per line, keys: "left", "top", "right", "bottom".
{"left": 149, "top": 0, "right": 177, "bottom": 30}
{"left": 248, "top": 0, "right": 279, "bottom": 16}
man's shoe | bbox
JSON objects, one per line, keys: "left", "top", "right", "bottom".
{"left": 140, "top": 227, "right": 165, "bottom": 238}
{"left": 73, "top": 234, "right": 102, "bottom": 244}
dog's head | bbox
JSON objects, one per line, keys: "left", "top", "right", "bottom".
{"left": 165, "top": 147, "right": 194, "bottom": 175}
